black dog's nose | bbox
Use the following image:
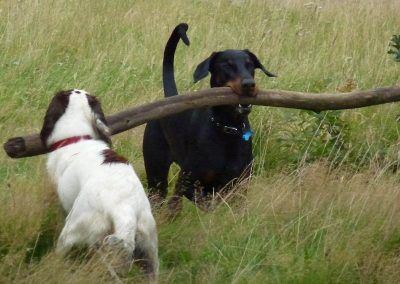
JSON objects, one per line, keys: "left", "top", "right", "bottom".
{"left": 241, "top": 78, "right": 255, "bottom": 89}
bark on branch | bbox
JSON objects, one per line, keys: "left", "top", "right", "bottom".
{"left": 4, "top": 86, "right": 400, "bottom": 159}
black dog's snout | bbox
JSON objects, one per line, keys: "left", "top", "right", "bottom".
{"left": 241, "top": 78, "right": 255, "bottom": 89}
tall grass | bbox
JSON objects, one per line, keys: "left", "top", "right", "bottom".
{"left": 1, "top": 0, "right": 400, "bottom": 282}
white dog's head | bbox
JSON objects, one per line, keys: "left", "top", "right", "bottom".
{"left": 40, "top": 89, "right": 111, "bottom": 149}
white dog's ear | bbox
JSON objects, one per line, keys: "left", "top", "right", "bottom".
{"left": 94, "top": 113, "right": 111, "bottom": 136}
{"left": 86, "top": 94, "right": 112, "bottom": 146}
{"left": 40, "top": 90, "right": 71, "bottom": 147}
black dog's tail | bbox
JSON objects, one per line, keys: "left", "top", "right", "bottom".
{"left": 163, "top": 23, "right": 190, "bottom": 97}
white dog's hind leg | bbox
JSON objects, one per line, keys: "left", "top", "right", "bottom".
{"left": 135, "top": 212, "right": 159, "bottom": 283}
{"left": 56, "top": 230, "right": 75, "bottom": 256}
{"left": 106, "top": 209, "right": 138, "bottom": 265}
{"left": 56, "top": 221, "right": 84, "bottom": 256}
{"left": 57, "top": 206, "right": 110, "bottom": 255}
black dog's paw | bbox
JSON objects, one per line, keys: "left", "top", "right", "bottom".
{"left": 166, "top": 195, "right": 183, "bottom": 220}
{"left": 148, "top": 193, "right": 166, "bottom": 210}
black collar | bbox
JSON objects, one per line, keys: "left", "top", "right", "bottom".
{"left": 210, "top": 116, "right": 251, "bottom": 137}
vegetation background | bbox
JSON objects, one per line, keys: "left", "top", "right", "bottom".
{"left": 1, "top": 0, "right": 400, "bottom": 282}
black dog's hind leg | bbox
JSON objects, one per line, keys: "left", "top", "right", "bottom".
{"left": 143, "top": 120, "right": 172, "bottom": 207}
{"left": 167, "top": 171, "right": 190, "bottom": 217}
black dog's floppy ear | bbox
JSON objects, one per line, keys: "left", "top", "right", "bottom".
{"left": 40, "top": 90, "right": 71, "bottom": 147}
{"left": 244, "top": 49, "right": 277, "bottom": 77}
{"left": 86, "top": 94, "right": 112, "bottom": 146}
{"left": 193, "top": 52, "right": 218, "bottom": 83}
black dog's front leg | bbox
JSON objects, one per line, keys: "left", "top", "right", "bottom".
{"left": 218, "top": 161, "right": 253, "bottom": 198}
{"left": 224, "top": 158, "right": 252, "bottom": 181}
{"left": 167, "top": 170, "right": 212, "bottom": 216}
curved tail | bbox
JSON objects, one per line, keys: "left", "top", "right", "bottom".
{"left": 163, "top": 23, "right": 190, "bottom": 97}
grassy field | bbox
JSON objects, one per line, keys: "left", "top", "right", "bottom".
{"left": 1, "top": 0, "right": 400, "bottom": 282}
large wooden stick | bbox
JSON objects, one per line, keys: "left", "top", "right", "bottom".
{"left": 4, "top": 86, "right": 400, "bottom": 159}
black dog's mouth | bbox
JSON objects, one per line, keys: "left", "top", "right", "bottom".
{"left": 236, "top": 104, "right": 252, "bottom": 115}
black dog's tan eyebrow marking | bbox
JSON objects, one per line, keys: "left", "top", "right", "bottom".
{"left": 101, "top": 149, "right": 129, "bottom": 165}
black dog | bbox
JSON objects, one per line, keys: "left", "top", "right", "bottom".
{"left": 143, "top": 23, "right": 276, "bottom": 212}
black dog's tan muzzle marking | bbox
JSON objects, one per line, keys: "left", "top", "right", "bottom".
{"left": 225, "top": 78, "right": 256, "bottom": 115}
{"left": 240, "top": 78, "right": 256, "bottom": 96}
{"left": 226, "top": 78, "right": 257, "bottom": 97}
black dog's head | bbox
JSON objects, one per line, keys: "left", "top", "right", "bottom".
{"left": 193, "top": 49, "right": 276, "bottom": 115}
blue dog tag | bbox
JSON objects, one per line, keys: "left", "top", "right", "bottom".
{"left": 242, "top": 130, "right": 253, "bottom": 141}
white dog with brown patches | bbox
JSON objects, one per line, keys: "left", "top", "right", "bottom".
{"left": 40, "top": 89, "right": 158, "bottom": 281}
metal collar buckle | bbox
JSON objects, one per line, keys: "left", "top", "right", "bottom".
{"left": 210, "top": 116, "right": 242, "bottom": 136}
{"left": 222, "top": 125, "right": 239, "bottom": 135}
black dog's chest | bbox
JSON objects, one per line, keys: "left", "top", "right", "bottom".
{"left": 186, "top": 135, "right": 252, "bottom": 181}
{"left": 195, "top": 150, "right": 252, "bottom": 188}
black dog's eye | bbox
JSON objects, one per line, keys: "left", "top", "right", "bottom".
{"left": 226, "top": 60, "right": 237, "bottom": 71}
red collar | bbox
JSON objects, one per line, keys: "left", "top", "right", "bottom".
{"left": 49, "top": 135, "right": 92, "bottom": 152}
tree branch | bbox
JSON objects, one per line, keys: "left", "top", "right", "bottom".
{"left": 4, "top": 86, "right": 400, "bottom": 158}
